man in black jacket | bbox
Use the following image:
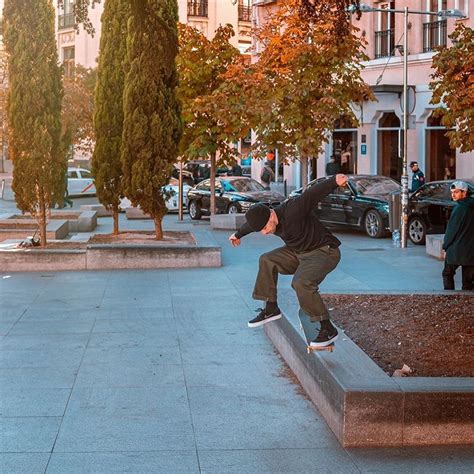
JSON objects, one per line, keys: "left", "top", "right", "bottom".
{"left": 442, "top": 180, "right": 474, "bottom": 291}
{"left": 229, "top": 174, "right": 348, "bottom": 347}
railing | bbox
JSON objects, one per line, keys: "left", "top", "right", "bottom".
{"left": 423, "top": 19, "right": 447, "bottom": 52}
{"left": 374, "top": 29, "right": 394, "bottom": 59}
{"left": 58, "top": 13, "right": 75, "bottom": 30}
{"left": 187, "top": 0, "right": 208, "bottom": 17}
{"left": 239, "top": 4, "right": 251, "bottom": 22}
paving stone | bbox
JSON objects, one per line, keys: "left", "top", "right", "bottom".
{"left": 0, "top": 388, "right": 71, "bottom": 417}
{"left": 0, "top": 417, "right": 61, "bottom": 452}
{"left": 0, "top": 453, "right": 50, "bottom": 473}
{"left": 46, "top": 451, "right": 199, "bottom": 473}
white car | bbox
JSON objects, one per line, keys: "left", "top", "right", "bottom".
{"left": 119, "top": 183, "right": 191, "bottom": 212}
{"left": 67, "top": 167, "right": 96, "bottom": 196}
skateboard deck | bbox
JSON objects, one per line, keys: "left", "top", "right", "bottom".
{"left": 298, "top": 308, "right": 334, "bottom": 354}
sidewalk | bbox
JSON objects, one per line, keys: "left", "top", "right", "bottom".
{"left": 1, "top": 212, "right": 472, "bottom": 473}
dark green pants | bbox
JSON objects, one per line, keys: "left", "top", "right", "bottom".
{"left": 252, "top": 245, "right": 341, "bottom": 322}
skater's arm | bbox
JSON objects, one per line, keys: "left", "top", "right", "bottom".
{"left": 234, "top": 221, "right": 254, "bottom": 240}
{"left": 297, "top": 175, "right": 347, "bottom": 215}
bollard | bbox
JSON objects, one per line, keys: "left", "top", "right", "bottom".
{"left": 1, "top": 179, "right": 4, "bottom": 200}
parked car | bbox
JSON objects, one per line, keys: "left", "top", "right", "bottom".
{"left": 407, "top": 179, "right": 474, "bottom": 245}
{"left": 119, "top": 183, "right": 191, "bottom": 213}
{"left": 186, "top": 176, "right": 285, "bottom": 220}
{"left": 67, "top": 167, "right": 96, "bottom": 196}
{"left": 289, "top": 175, "right": 401, "bottom": 238}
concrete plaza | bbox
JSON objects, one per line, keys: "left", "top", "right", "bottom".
{"left": 0, "top": 195, "right": 473, "bottom": 472}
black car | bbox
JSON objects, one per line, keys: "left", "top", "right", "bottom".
{"left": 187, "top": 176, "right": 285, "bottom": 220}
{"left": 290, "top": 175, "right": 401, "bottom": 238}
{"left": 407, "top": 179, "right": 474, "bottom": 245}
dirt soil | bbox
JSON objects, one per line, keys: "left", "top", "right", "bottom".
{"left": 89, "top": 230, "right": 196, "bottom": 246}
{"left": 325, "top": 294, "right": 473, "bottom": 377}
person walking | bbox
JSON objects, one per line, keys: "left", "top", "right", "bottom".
{"left": 231, "top": 162, "right": 243, "bottom": 176}
{"left": 260, "top": 161, "right": 274, "bottom": 190}
{"left": 325, "top": 155, "right": 341, "bottom": 176}
{"left": 442, "top": 180, "right": 474, "bottom": 291}
{"left": 409, "top": 161, "right": 425, "bottom": 192}
{"left": 228, "top": 174, "right": 348, "bottom": 348}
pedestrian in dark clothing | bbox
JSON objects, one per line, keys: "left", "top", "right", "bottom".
{"left": 260, "top": 161, "right": 274, "bottom": 190}
{"left": 229, "top": 174, "right": 348, "bottom": 347}
{"left": 442, "top": 180, "right": 474, "bottom": 291}
{"left": 231, "top": 163, "right": 243, "bottom": 176}
{"left": 410, "top": 161, "right": 425, "bottom": 192}
{"left": 325, "top": 155, "right": 341, "bottom": 176}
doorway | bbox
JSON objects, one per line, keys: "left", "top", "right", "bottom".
{"left": 377, "top": 112, "right": 402, "bottom": 181}
{"left": 425, "top": 112, "right": 455, "bottom": 180}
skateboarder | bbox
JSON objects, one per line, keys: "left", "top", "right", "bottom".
{"left": 229, "top": 174, "right": 348, "bottom": 348}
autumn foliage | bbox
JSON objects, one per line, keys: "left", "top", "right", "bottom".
{"left": 430, "top": 24, "right": 474, "bottom": 153}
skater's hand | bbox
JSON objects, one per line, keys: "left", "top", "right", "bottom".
{"left": 336, "top": 174, "right": 348, "bottom": 187}
{"left": 229, "top": 233, "right": 241, "bottom": 247}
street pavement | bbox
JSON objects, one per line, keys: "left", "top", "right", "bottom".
{"left": 1, "top": 194, "right": 473, "bottom": 473}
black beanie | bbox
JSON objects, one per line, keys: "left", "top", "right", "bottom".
{"left": 246, "top": 203, "right": 271, "bottom": 231}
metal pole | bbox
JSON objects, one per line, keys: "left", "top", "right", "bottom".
{"left": 400, "top": 6, "right": 409, "bottom": 249}
{"left": 178, "top": 160, "right": 183, "bottom": 221}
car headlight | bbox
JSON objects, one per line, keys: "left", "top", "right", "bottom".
{"left": 238, "top": 201, "right": 253, "bottom": 209}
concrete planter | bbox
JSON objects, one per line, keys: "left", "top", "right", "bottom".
{"left": 426, "top": 234, "right": 445, "bottom": 260}
{"left": 210, "top": 213, "right": 247, "bottom": 230}
{"left": 0, "top": 234, "right": 221, "bottom": 272}
{"left": 265, "top": 315, "right": 474, "bottom": 447}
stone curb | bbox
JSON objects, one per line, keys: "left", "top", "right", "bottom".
{"left": 264, "top": 315, "right": 474, "bottom": 447}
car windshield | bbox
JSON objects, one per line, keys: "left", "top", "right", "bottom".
{"left": 223, "top": 178, "right": 265, "bottom": 193}
{"left": 352, "top": 177, "right": 400, "bottom": 195}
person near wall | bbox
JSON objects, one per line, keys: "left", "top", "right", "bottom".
{"left": 442, "top": 180, "right": 474, "bottom": 291}
{"left": 228, "top": 174, "right": 349, "bottom": 348}
{"left": 325, "top": 155, "right": 341, "bottom": 176}
{"left": 409, "top": 161, "right": 425, "bottom": 192}
{"left": 260, "top": 161, "right": 275, "bottom": 190}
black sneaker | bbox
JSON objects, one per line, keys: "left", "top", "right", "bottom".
{"left": 248, "top": 307, "right": 282, "bottom": 328}
{"left": 310, "top": 327, "right": 338, "bottom": 347}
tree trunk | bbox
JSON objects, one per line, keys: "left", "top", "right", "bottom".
{"left": 210, "top": 151, "right": 217, "bottom": 215}
{"left": 112, "top": 207, "right": 119, "bottom": 235}
{"left": 300, "top": 152, "right": 309, "bottom": 190}
{"left": 154, "top": 217, "right": 163, "bottom": 240}
{"left": 38, "top": 192, "right": 47, "bottom": 247}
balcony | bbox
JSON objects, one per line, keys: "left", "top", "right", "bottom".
{"left": 188, "top": 1, "right": 208, "bottom": 18}
{"left": 58, "top": 13, "right": 75, "bottom": 30}
{"left": 239, "top": 4, "right": 251, "bottom": 22}
{"left": 374, "top": 29, "right": 394, "bottom": 59}
{"left": 423, "top": 19, "right": 447, "bottom": 52}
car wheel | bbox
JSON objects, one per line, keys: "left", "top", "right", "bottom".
{"left": 227, "top": 203, "right": 240, "bottom": 214}
{"left": 408, "top": 217, "right": 426, "bottom": 245}
{"left": 364, "top": 210, "right": 385, "bottom": 239}
{"left": 188, "top": 200, "right": 202, "bottom": 220}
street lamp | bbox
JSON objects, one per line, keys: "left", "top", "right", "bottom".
{"left": 348, "top": 3, "right": 465, "bottom": 248}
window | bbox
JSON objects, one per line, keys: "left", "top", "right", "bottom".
{"left": 375, "top": 2, "right": 395, "bottom": 59}
{"left": 63, "top": 47, "right": 75, "bottom": 77}
{"left": 58, "top": 0, "right": 75, "bottom": 30}
{"left": 80, "top": 170, "right": 92, "bottom": 179}
{"left": 423, "top": 0, "right": 448, "bottom": 52}
{"left": 238, "top": 0, "right": 251, "bottom": 22}
{"left": 68, "top": 170, "right": 78, "bottom": 179}
{"left": 417, "top": 183, "right": 448, "bottom": 200}
{"left": 188, "top": 0, "right": 208, "bottom": 17}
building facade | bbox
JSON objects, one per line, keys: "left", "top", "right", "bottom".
{"left": 254, "top": 0, "right": 473, "bottom": 191}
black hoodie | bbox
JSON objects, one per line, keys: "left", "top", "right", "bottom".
{"left": 443, "top": 196, "right": 474, "bottom": 266}
{"left": 235, "top": 176, "right": 341, "bottom": 252}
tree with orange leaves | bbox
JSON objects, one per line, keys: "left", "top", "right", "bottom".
{"left": 223, "top": 0, "right": 371, "bottom": 185}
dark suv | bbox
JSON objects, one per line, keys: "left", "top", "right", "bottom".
{"left": 407, "top": 179, "right": 474, "bottom": 245}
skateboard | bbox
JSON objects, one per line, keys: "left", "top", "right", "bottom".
{"left": 298, "top": 308, "right": 335, "bottom": 354}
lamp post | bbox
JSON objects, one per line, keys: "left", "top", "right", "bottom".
{"left": 348, "top": 4, "right": 465, "bottom": 248}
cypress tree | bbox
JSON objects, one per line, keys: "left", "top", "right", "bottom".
{"left": 122, "top": 0, "right": 182, "bottom": 239}
{"left": 92, "top": 0, "right": 130, "bottom": 235}
{"left": 3, "top": 0, "right": 64, "bottom": 246}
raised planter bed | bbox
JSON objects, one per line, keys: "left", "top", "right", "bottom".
{"left": 0, "top": 218, "right": 69, "bottom": 240}
{"left": 264, "top": 314, "right": 474, "bottom": 447}
{"left": 210, "top": 213, "right": 246, "bottom": 230}
{"left": 0, "top": 231, "right": 221, "bottom": 271}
